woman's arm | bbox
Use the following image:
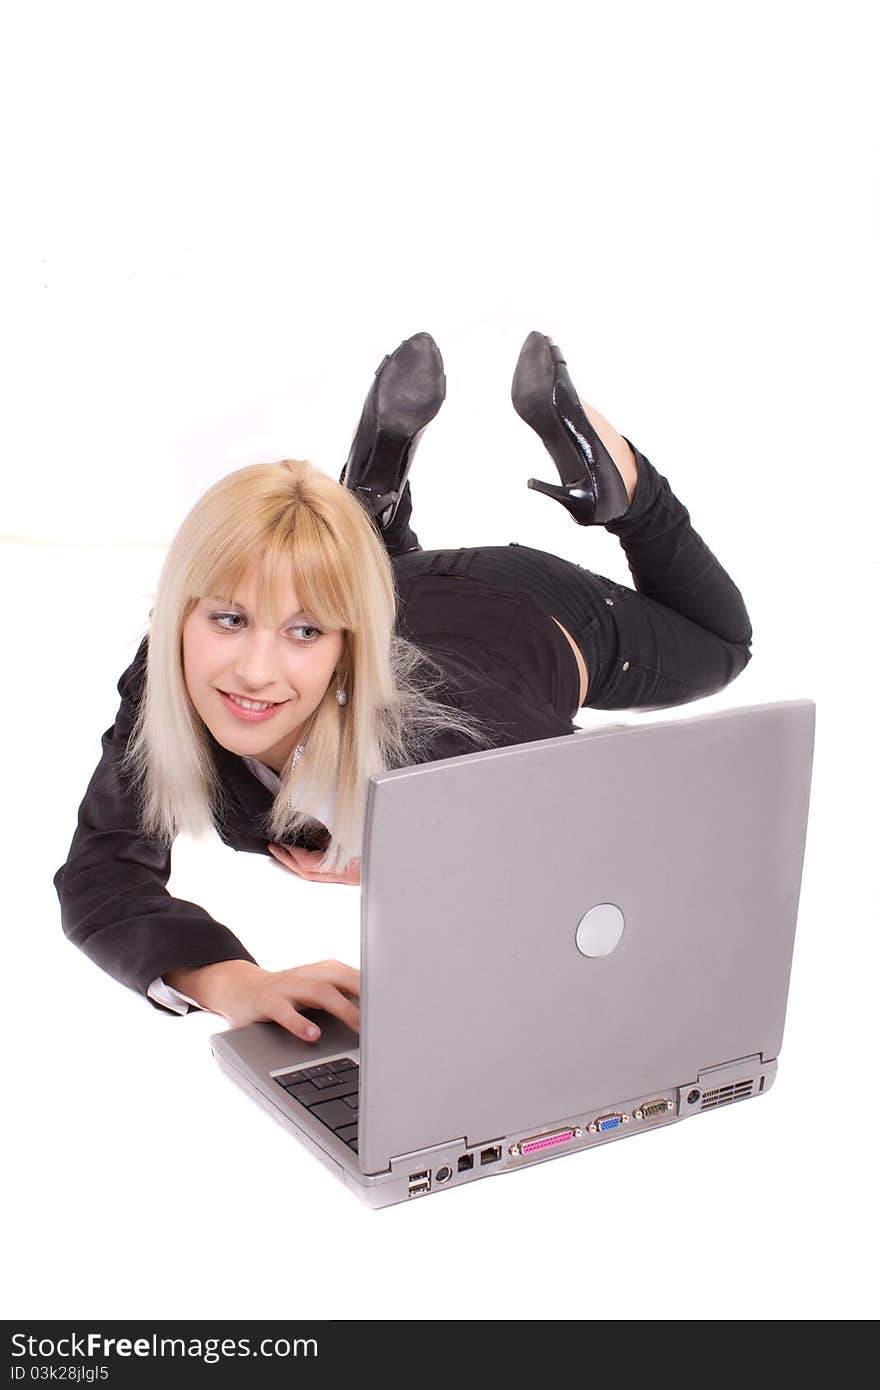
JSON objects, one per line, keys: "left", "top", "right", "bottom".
{"left": 54, "top": 638, "right": 257, "bottom": 1013}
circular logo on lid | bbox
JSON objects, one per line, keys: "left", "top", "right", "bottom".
{"left": 575, "top": 903, "right": 625, "bottom": 958}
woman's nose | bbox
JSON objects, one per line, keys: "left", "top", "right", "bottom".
{"left": 232, "top": 633, "right": 283, "bottom": 690}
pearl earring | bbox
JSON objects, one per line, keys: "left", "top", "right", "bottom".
{"left": 336, "top": 685, "right": 347, "bottom": 706}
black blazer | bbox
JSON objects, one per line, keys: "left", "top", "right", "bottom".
{"left": 55, "top": 580, "right": 577, "bottom": 1013}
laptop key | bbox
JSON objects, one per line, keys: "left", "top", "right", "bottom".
{"left": 280, "top": 1080, "right": 322, "bottom": 1105}
{"left": 342, "top": 1094, "right": 358, "bottom": 1109}
{"left": 336, "top": 1123, "right": 358, "bottom": 1143}
{"left": 312, "top": 1073, "right": 344, "bottom": 1089}
{"left": 328, "top": 1058, "right": 357, "bottom": 1073}
{"left": 297, "top": 1077, "right": 358, "bottom": 1107}
{"left": 310, "top": 1098, "right": 360, "bottom": 1131}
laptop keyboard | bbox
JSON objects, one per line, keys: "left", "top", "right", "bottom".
{"left": 274, "top": 1056, "right": 359, "bottom": 1153}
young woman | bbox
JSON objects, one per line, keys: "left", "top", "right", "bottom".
{"left": 54, "top": 331, "right": 753, "bottom": 1045}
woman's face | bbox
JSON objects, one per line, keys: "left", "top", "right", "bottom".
{"left": 182, "top": 569, "right": 345, "bottom": 773}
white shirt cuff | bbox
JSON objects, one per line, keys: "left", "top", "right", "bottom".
{"left": 147, "top": 975, "right": 203, "bottom": 1014}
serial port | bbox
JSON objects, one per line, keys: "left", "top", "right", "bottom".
{"left": 635, "top": 1098, "right": 674, "bottom": 1120}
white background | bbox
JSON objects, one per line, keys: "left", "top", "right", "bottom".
{"left": 3, "top": 0, "right": 878, "bottom": 1322}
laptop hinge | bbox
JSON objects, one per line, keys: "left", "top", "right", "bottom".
{"left": 697, "top": 1053, "right": 764, "bottom": 1088}
{"left": 389, "top": 1136, "right": 466, "bottom": 1165}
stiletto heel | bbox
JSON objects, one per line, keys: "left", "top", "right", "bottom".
{"left": 340, "top": 333, "right": 446, "bottom": 531}
{"left": 511, "top": 330, "right": 629, "bottom": 526}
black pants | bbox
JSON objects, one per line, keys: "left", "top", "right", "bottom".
{"left": 381, "top": 437, "right": 754, "bottom": 713}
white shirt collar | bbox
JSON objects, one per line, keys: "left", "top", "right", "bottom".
{"left": 239, "top": 754, "right": 336, "bottom": 832}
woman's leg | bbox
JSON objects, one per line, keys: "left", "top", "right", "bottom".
{"left": 508, "top": 328, "right": 752, "bottom": 706}
{"left": 341, "top": 413, "right": 423, "bottom": 557}
{"left": 575, "top": 398, "right": 753, "bottom": 643}
{"left": 412, "top": 421, "right": 754, "bottom": 715}
{"left": 341, "top": 333, "right": 443, "bottom": 558}
{"left": 391, "top": 396, "right": 752, "bottom": 646}
{"left": 580, "top": 401, "right": 639, "bottom": 508}
{"left": 575, "top": 412, "right": 754, "bottom": 709}
{"left": 377, "top": 479, "right": 423, "bottom": 557}
{"left": 384, "top": 387, "right": 752, "bottom": 714}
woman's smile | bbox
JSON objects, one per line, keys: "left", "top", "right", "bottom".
{"left": 217, "top": 689, "right": 292, "bottom": 722}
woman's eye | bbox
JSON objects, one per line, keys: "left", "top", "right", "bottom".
{"left": 208, "top": 613, "right": 322, "bottom": 642}
{"left": 210, "top": 612, "right": 243, "bottom": 630}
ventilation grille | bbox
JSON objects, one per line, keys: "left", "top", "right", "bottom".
{"left": 700, "top": 1079, "right": 755, "bottom": 1110}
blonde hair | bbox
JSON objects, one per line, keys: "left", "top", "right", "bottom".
{"left": 120, "top": 459, "right": 495, "bottom": 873}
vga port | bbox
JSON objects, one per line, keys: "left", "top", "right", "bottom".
{"left": 589, "top": 1112, "right": 630, "bottom": 1134}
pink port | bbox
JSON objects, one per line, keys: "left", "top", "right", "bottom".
{"left": 521, "top": 1130, "right": 576, "bottom": 1154}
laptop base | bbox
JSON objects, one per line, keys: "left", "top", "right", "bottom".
{"left": 212, "top": 1041, "right": 777, "bottom": 1210}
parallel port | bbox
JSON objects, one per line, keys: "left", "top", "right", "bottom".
{"left": 510, "top": 1126, "right": 581, "bottom": 1157}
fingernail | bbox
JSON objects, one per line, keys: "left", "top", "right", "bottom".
{"left": 307, "top": 1025, "right": 319, "bottom": 1039}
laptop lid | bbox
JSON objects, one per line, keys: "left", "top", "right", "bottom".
{"left": 357, "top": 700, "right": 815, "bottom": 1175}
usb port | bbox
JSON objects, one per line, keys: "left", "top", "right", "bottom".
{"left": 408, "top": 1180, "right": 430, "bottom": 1197}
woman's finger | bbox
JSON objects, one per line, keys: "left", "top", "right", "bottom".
{"left": 304, "top": 982, "right": 360, "bottom": 1034}
{"left": 269, "top": 843, "right": 360, "bottom": 885}
{"left": 287, "top": 847, "right": 322, "bottom": 868}
{"left": 267, "top": 844, "right": 301, "bottom": 875}
{"left": 280, "top": 960, "right": 361, "bottom": 998}
{"left": 287, "top": 847, "right": 360, "bottom": 885}
{"left": 314, "top": 961, "right": 361, "bottom": 997}
{"left": 287, "top": 847, "right": 336, "bottom": 878}
{"left": 267, "top": 1001, "right": 324, "bottom": 1043}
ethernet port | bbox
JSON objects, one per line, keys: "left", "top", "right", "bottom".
{"left": 480, "top": 1145, "right": 501, "bottom": 1165}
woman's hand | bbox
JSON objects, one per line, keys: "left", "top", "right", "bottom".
{"left": 168, "top": 958, "right": 360, "bottom": 1042}
{"left": 268, "top": 843, "right": 361, "bottom": 885}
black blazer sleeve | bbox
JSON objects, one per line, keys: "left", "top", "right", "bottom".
{"left": 53, "top": 635, "right": 258, "bottom": 1013}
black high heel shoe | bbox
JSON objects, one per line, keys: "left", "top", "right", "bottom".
{"left": 511, "top": 330, "right": 629, "bottom": 526}
{"left": 339, "top": 332, "right": 446, "bottom": 531}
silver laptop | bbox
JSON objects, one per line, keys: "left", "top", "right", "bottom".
{"left": 211, "top": 698, "right": 815, "bottom": 1209}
